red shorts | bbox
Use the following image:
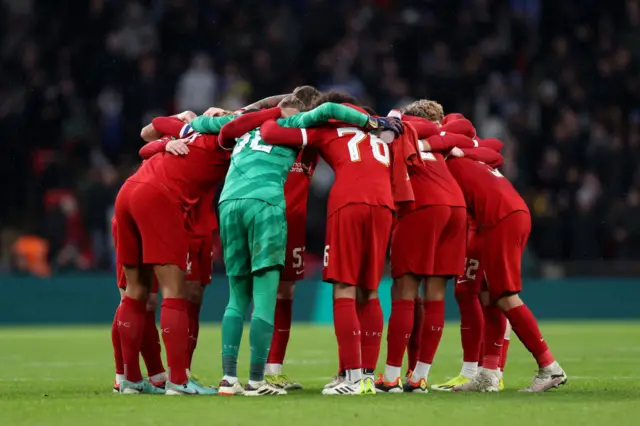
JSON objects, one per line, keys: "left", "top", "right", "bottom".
{"left": 112, "top": 218, "right": 159, "bottom": 292}
{"left": 185, "top": 233, "right": 215, "bottom": 286}
{"left": 282, "top": 212, "right": 306, "bottom": 281}
{"left": 390, "top": 206, "right": 466, "bottom": 278}
{"left": 482, "top": 211, "right": 531, "bottom": 301}
{"left": 114, "top": 181, "right": 188, "bottom": 270}
{"left": 323, "top": 204, "right": 393, "bottom": 290}
{"left": 454, "top": 226, "right": 484, "bottom": 295}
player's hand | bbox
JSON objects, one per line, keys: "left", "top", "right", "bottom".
{"left": 366, "top": 116, "right": 404, "bottom": 136}
{"left": 449, "top": 147, "right": 465, "bottom": 158}
{"left": 166, "top": 139, "right": 190, "bottom": 156}
{"left": 176, "top": 110, "right": 197, "bottom": 123}
{"left": 203, "top": 107, "right": 227, "bottom": 117}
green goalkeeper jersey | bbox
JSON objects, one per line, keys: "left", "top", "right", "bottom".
{"left": 218, "top": 103, "right": 369, "bottom": 209}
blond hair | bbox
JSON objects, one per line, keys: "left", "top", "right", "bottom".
{"left": 401, "top": 99, "right": 444, "bottom": 123}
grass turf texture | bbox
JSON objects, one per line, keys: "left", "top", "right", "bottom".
{"left": 1, "top": 322, "right": 639, "bottom": 426}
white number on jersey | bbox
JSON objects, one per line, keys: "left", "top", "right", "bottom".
{"left": 292, "top": 246, "right": 305, "bottom": 268}
{"left": 464, "top": 258, "right": 480, "bottom": 280}
{"left": 490, "top": 167, "right": 504, "bottom": 178}
{"left": 338, "top": 127, "right": 390, "bottom": 166}
{"left": 233, "top": 130, "right": 272, "bottom": 155}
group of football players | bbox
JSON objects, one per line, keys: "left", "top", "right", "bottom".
{"left": 109, "top": 85, "right": 567, "bottom": 396}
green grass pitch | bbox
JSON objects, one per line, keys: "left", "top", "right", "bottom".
{"left": 1, "top": 322, "right": 639, "bottom": 425}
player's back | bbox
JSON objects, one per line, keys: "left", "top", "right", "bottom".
{"left": 309, "top": 124, "right": 393, "bottom": 216}
{"left": 447, "top": 157, "right": 528, "bottom": 227}
{"left": 220, "top": 128, "right": 299, "bottom": 209}
{"left": 130, "top": 133, "right": 230, "bottom": 208}
{"left": 400, "top": 150, "right": 465, "bottom": 216}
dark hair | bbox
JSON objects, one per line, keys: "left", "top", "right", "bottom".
{"left": 279, "top": 95, "right": 305, "bottom": 110}
{"left": 293, "top": 85, "right": 321, "bottom": 109}
{"left": 310, "top": 90, "right": 361, "bottom": 109}
{"left": 362, "top": 106, "right": 377, "bottom": 116}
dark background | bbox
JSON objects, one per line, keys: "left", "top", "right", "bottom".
{"left": 1, "top": 0, "right": 639, "bottom": 277}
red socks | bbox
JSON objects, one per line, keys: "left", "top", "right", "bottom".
{"left": 117, "top": 296, "right": 146, "bottom": 382}
{"left": 187, "top": 301, "right": 201, "bottom": 369}
{"left": 455, "top": 288, "right": 484, "bottom": 362}
{"left": 160, "top": 298, "right": 190, "bottom": 385}
{"left": 386, "top": 299, "right": 414, "bottom": 367}
{"left": 111, "top": 305, "right": 124, "bottom": 375}
{"left": 141, "top": 310, "right": 165, "bottom": 377}
{"left": 333, "top": 298, "right": 361, "bottom": 371}
{"left": 500, "top": 338, "right": 510, "bottom": 371}
{"left": 407, "top": 297, "right": 424, "bottom": 371}
{"left": 481, "top": 304, "right": 506, "bottom": 370}
{"left": 358, "top": 299, "right": 383, "bottom": 371}
{"left": 417, "top": 300, "right": 445, "bottom": 364}
{"left": 504, "top": 304, "right": 555, "bottom": 368}
{"left": 267, "top": 298, "right": 293, "bottom": 364}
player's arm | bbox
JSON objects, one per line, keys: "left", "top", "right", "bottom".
{"left": 140, "top": 111, "right": 196, "bottom": 141}
{"left": 218, "top": 107, "right": 282, "bottom": 148}
{"left": 450, "top": 147, "right": 504, "bottom": 167}
{"left": 388, "top": 110, "right": 438, "bottom": 139}
{"left": 284, "top": 102, "right": 403, "bottom": 135}
{"left": 139, "top": 136, "right": 190, "bottom": 159}
{"left": 260, "top": 119, "right": 317, "bottom": 147}
{"left": 441, "top": 119, "right": 476, "bottom": 138}
{"left": 189, "top": 114, "right": 237, "bottom": 135}
{"left": 239, "top": 94, "right": 288, "bottom": 112}
{"left": 422, "top": 132, "right": 476, "bottom": 152}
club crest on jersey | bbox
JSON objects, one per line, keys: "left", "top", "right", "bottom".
{"left": 289, "top": 162, "right": 304, "bottom": 173}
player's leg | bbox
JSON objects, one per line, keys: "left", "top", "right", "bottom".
{"left": 265, "top": 212, "right": 304, "bottom": 389}
{"left": 358, "top": 206, "right": 391, "bottom": 391}
{"left": 140, "top": 289, "right": 167, "bottom": 386}
{"left": 501, "top": 320, "right": 512, "bottom": 373}
{"left": 433, "top": 229, "right": 484, "bottom": 391}
{"left": 265, "top": 280, "right": 300, "bottom": 389}
{"left": 185, "top": 279, "right": 203, "bottom": 374}
{"left": 113, "top": 182, "right": 162, "bottom": 394}
{"left": 406, "top": 295, "right": 423, "bottom": 376}
{"left": 112, "top": 287, "right": 125, "bottom": 392}
{"left": 218, "top": 200, "right": 251, "bottom": 395}
{"left": 412, "top": 206, "right": 465, "bottom": 391}
{"left": 243, "top": 200, "right": 288, "bottom": 396}
{"left": 129, "top": 182, "right": 203, "bottom": 395}
{"left": 379, "top": 274, "right": 419, "bottom": 393}
{"left": 384, "top": 208, "right": 426, "bottom": 392}
{"left": 321, "top": 206, "right": 369, "bottom": 396}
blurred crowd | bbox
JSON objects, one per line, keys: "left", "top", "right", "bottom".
{"left": 1, "top": 0, "right": 639, "bottom": 275}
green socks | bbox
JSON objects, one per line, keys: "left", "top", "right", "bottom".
{"left": 221, "top": 275, "right": 252, "bottom": 377}
{"left": 249, "top": 268, "right": 280, "bottom": 382}
{"left": 221, "top": 268, "right": 280, "bottom": 381}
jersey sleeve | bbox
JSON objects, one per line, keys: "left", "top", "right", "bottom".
{"left": 441, "top": 119, "right": 476, "bottom": 138}
{"left": 425, "top": 132, "right": 475, "bottom": 152}
{"left": 189, "top": 114, "right": 237, "bottom": 134}
{"left": 279, "top": 102, "right": 369, "bottom": 128}
{"left": 460, "top": 147, "right": 504, "bottom": 167}
{"left": 151, "top": 116, "right": 187, "bottom": 139}
{"left": 139, "top": 137, "right": 172, "bottom": 159}
{"left": 218, "top": 107, "right": 281, "bottom": 148}
{"left": 260, "top": 119, "right": 311, "bottom": 147}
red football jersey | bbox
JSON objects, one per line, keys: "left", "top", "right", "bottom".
{"left": 307, "top": 125, "right": 393, "bottom": 215}
{"left": 284, "top": 149, "right": 317, "bottom": 218}
{"left": 129, "top": 132, "right": 231, "bottom": 213}
{"left": 447, "top": 158, "right": 529, "bottom": 228}
{"left": 261, "top": 121, "right": 394, "bottom": 215}
{"left": 399, "top": 151, "right": 466, "bottom": 216}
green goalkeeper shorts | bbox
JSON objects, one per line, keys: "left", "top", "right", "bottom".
{"left": 218, "top": 199, "right": 287, "bottom": 276}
